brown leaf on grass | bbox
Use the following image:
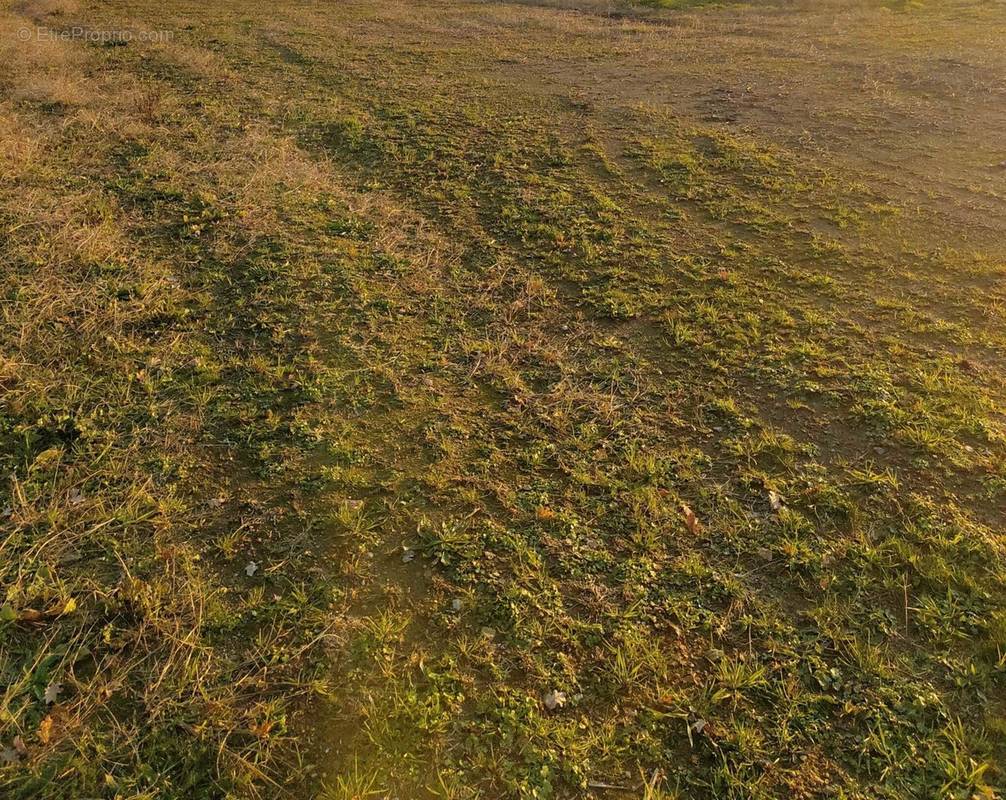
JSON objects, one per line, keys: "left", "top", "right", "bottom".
{"left": 38, "top": 715, "right": 53, "bottom": 745}
{"left": 249, "top": 720, "right": 274, "bottom": 739}
{"left": 535, "top": 506, "right": 556, "bottom": 521}
{"left": 14, "top": 598, "right": 75, "bottom": 627}
{"left": 681, "top": 504, "right": 702, "bottom": 535}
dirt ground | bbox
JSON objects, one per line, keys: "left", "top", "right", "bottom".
{"left": 505, "top": 0, "right": 1006, "bottom": 245}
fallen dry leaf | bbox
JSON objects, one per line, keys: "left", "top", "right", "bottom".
{"left": 681, "top": 504, "right": 702, "bottom": 535}
{"left": 38, "top": 715, "right": 53, "bottom": 745}
{"left": 44, "top": 682, "right": 62, "bottom": 705}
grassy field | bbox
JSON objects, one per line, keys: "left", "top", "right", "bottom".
{"left": 2, "top": 0, "right": 1006, "bottom": 797}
